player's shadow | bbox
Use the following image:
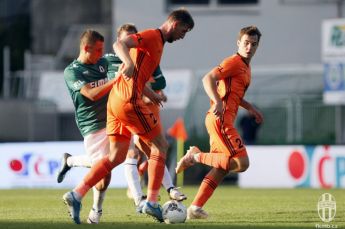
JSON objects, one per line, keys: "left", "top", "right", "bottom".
{"left": 0, "top": 221, "right": 321, "bottom": 229}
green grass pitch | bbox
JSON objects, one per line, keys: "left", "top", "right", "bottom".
{"left": 0, "top": 187, "right": 343, "bottom": 229}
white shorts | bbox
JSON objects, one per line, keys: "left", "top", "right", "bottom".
{"left": 84, "top": 128, "right": 110, "bottom": 165}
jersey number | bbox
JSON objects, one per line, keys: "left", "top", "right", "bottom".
{"left": 235, "top": 138, "right": 244, "bottom": 149}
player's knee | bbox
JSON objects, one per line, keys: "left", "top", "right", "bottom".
{"left": 152, "top": 135, "right": 169, "bottom": 153}
{"left": 108, "top": 153, "right": 127, "bottom": 167}
{"left": 95, "top": 174, "right": 111, "bottom": 191}
{"left": 160, "top": 138, "right": 169, "bottom": 152}
{"left": 150, "top": 147, "right": 167, "bottom": 160}
{"left": 219, "top": 168, "right": 229, "bottom": 176}
{"left": 237, "top": 158, "right": 249, "bottom": 172}
{"left": 127, "top": 148, "right": 139, "bottom": 159}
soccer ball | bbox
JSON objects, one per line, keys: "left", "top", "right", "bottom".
{"left": 162, "top": 200, "right": 187, "bottom": 224}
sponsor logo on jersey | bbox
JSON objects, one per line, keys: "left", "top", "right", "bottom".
{"left": 89, "top": 78, "right": 109, "bottom": 88}
{"left": 136, "top": 33, "right": 143, "bottom": 43}
{"left": 217, "top": 65, "right": 224, "bottom": 73}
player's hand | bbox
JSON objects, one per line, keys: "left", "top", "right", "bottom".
{"left": 142, "top": 95, "right": 152, "bottom": 104}
{"left": 158, "top": 91, "right": 167, "bottom": 102}
{"left": 120, "top": 64, "right": 134, "bottom": 80}
{"left": 249, "top": 108, "right": 264, "bottom": 124}
{"left": 150, "top": 93, "right": 164, "bottom": 107}
{"left": 212, "top": 101, "right": 223, "bottom": 119}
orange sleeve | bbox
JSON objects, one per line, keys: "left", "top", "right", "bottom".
{"left": 211, "top": 55, "right": 240, "bottom": 80}
{"left": 129, "top": 29, "right": 156, "bottom": 49}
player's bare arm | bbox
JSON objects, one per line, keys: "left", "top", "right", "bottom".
{"left": 202, "top": 71, "right": 223, "bottom": 118}
{"left": 113, "top": 35, "right": 138, "bottom": 80}
{"left": 80, "top": 78, "right": 116, "bottom": 101}
{"left": 240, "top": 99, "right": 264, "bottom": 124}
{"left": 143, "top": 85, "right": 164, "bottom": 107}
{"left": 158, "top": 90, "right": 167, "bottom": 102}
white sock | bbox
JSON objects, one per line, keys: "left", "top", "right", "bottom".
{"left": 124, "top": 158, "right": 143, "bottom": 205}
{"left": 92, "top": 187, "right": 106, "bottom": 212}
{"left": 190, "top": 205, "right": 201, "bottom": 210}
{"left": 67, "top": 155, "right": 92, "bottom": 168}
{"left": 161, "top": 166, "right": 174, "bottom": 191}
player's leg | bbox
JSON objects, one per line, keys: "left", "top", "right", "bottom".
{"left": 177, "top": 113, "right": 249, "bottom": 173}
{"left": 57, "top": 154, "right": 91, "bottom": 183}
{"left": 62, "top": 92, "right": 132, "bottom": 224}
{"left": 187, "top": 167, "right": 227, "bottom": 219}
{"left": 124, "top": 136, "right": 146, "bottom": 212}
{"left": 185, "top": 114, "right": 250, "bottom": 219}
{"left": 88, "top": 173, "right": 111, "bottom": 224}
{"left": 134, "top": 137, "right": 149, "bottom": 183}
{"left": 135, "top": 136, "right": 187, "bottom": 201}
{"left": 84, "top": 129, "right": 112, "bottom": 224}
{"left": 175, "top": 145, "right": 200, "bottom": 173}
{"left": 63, "top": 115, "right": 130, "bottom": 224}
{"left": 186, "top": 153, "right": 248, "bottom": 220}
{"left": 140, "top": 129, "right": 168, "bottom": 222}
{"left": 163, "top": 166, "right": 187, "bottom": 201}
{"left": 117, "top": 101, "right": 167, "bottom": 222}
{"left": 63, "top": 136, "right": 130, "bottom": 223}
{"left": 138, "top": 159, "right": 148, "bottom": 176}
{"left": 188, "top": 149, "right": 249, "bottom": 172}
{"left": 192, "top": 138, "right": 249, "bottom": 172}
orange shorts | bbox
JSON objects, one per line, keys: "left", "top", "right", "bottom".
{"left": 145, "top": 102, "right": 161, "bottom": 123}
{"left": 107, "top": 90, "right": 161, "bottom": 143}
{"left": 205, "top": 112, "right": 247, "bottom": 158}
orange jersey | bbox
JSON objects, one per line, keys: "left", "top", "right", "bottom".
{"left": 113, "top": 29, "right": 164, "bottom": 103}
{"left": 210, "top": 54, "right": 251, "bottom": 124}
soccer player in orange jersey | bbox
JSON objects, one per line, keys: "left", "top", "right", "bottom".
{"left": 62, "top": 9, "right": 194, "bottom": 224}
{"left": 176, "top": 26, "right": 264, "bottom": 220}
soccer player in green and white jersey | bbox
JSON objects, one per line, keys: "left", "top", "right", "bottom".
{"left": 60, "top": 29, "right": 115, "bottom": 224}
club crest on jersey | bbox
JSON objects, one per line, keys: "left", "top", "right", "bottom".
{"left": 136, "top": 34, "right": 143, "bottom": 43}
{"left": 99, "top": 65, "right": 105, "bottom": 73}
{"left": 217, "top": 65, "right": 224, "bottom": 73}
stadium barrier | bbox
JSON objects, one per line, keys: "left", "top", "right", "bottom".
{"left": 0, "top": 142, "right": 344, "bottom": 189}
{"left": 0, "top": 142, "right": 127, "bottom": 189}
{"left": 239, "top": 145, "right": 345, "bottom": 188}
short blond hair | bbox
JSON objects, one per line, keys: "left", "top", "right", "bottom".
{"left": 117, "top": 23, "right": 138, "bottom": 38}
{"left": 80, "top": 29, "right": 104, "bottom": 48}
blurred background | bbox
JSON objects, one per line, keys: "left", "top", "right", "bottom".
{"left": 0, "top": 0, "right": 344, "bottom": 189}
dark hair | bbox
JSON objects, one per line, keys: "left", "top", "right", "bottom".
{"left": 80, "top": 29, "right": 104, "bottom": 47}
{"left": 238, "top": 26, "right": 262, "bottom": 42}
{"left": 168, "top": 8, "right": 194, "bottom": 30}
{"left": 117, "top": 23, "right": 138, "bottom": 37}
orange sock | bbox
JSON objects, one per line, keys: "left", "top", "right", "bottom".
{"left": 74, "top": 157, "right": 115, "bottom": 198}
{"left": 147, "top": 151, "right": 166, "bottom": 202}
{"left": 192, "top": 175, "right": 219, "bottom": 207}
{"left": 198, "top": 153, "right": 231, "bottom": 171}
